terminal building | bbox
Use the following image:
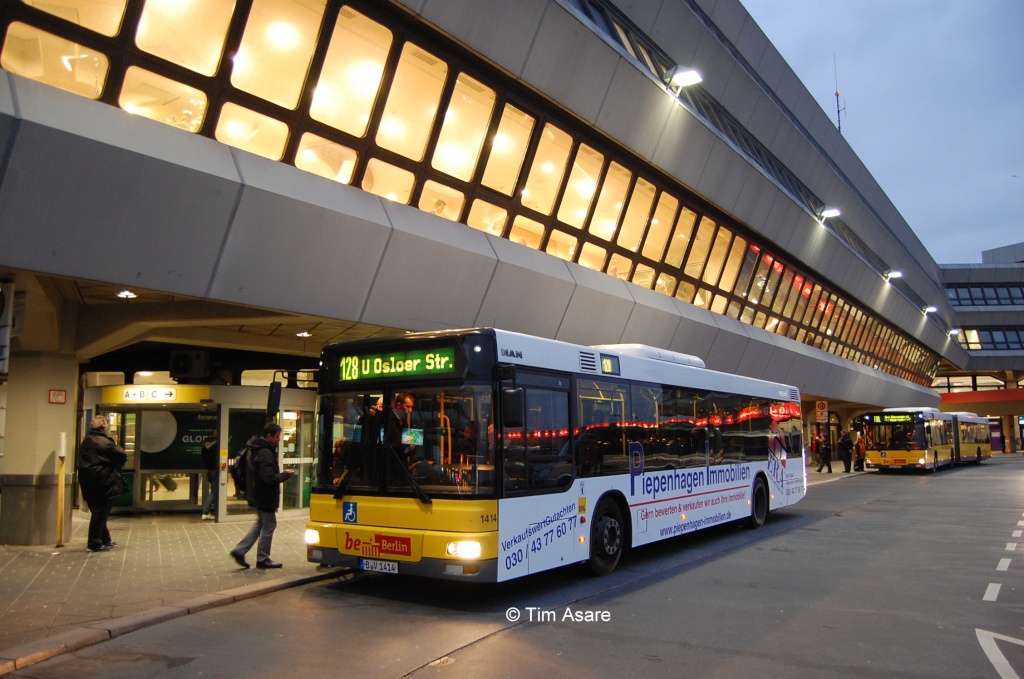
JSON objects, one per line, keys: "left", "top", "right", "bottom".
{"left": 0, "top": 0, "right": 1020, "bottom": 544}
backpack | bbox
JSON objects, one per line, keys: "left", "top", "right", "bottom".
{"left": 229, "top": 447, "right": 249, "bottom": 499}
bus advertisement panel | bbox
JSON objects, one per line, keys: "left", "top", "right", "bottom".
{"left": 305, "top": 328, "right": 806, "bottom": 581}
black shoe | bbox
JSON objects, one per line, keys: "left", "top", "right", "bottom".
{"left": 256, "top": 559, "right": 283, "bottom": 569}
{"left": 104, "top": 541, "right": 117, "bottom": 548}
{"left": 230, "top": 551, "right": 250, "bottom": 569}
{"left": 87, "top": 544, "right": 112, "bottom": 552}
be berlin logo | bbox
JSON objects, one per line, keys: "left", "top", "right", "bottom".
{"left": 505, "top": 606, "right": 611, "bottom": 623}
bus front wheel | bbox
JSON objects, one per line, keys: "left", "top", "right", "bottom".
{"left": 586, "top": 498, "right": 624, "bottom": 576}
{"left": 747, "top": 477, "right": 768, "bottom": 529}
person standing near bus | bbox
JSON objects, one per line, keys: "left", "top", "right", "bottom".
{"left": 816, "top": 434, "right": 833, "bottom": 473}
{"left": 78, "top": 415, "right": 128, "bottom": 552}
{"left": 229, "top": 423, "right": 295, "bottom": 569}
{"left": 838, "top": 430, "right": 854, "bottom": 473}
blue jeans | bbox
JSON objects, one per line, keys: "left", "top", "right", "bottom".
{"left": 232, "top": 509, "right": 278, "bottom": 563}
{"left": 201, "top": 470, "right": 217, "bottom": 515}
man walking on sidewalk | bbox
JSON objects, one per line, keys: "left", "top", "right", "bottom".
{"left": 230, "top": 423, "right": 295, "bottom": 569}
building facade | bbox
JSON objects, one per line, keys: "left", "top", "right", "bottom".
{"left": 0, "top": 0, "right": 1015, "bottom": 543}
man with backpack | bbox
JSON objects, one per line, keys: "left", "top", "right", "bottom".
{"left": 229, "top": 423, "right": 295, "bottom": 569}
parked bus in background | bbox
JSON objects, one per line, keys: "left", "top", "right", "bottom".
{"left": 304, "top": 328, "right": 807, "bottom": 581}
{"left": 858, "top": 408, "right": 956, "bottom": 472}
{"left": 950, "top": 412, "right": 992, "bottom": 464}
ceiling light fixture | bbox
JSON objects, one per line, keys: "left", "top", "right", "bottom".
{"left": 117, "top": 289, "right": 137, "bottom": 299}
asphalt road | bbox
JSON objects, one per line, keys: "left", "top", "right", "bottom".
{"left": 14, "top": 457, "right": 1024, "bottom": 679}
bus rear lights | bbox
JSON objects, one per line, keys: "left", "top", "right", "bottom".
{"left": 578, "top": 536, "right": 586, "bottom": 545}
{"left": 304, "top": 529, "right": 321, "bottom": 544}
{"left": 446, "top": 541, "right": 481, "bottom": 559}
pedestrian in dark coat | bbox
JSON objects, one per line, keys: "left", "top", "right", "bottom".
{"left": 229, "top": 423, "right": 295, "bottom": 569}
{"left": 838, "top": 430, "right": 854, "bottom": 473}
{"left": 816, "top": 435, "right": 833, "bottom": 473}
{"left": 78, "top": 415, "right": 128, "bottom": 552}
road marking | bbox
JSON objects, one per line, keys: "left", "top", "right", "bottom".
{"left": 977, "top": 629, "right": 1023, "bottom": 679}
{"left": 998, "top": 559, "right": 1011, "bottom": 572}
{"left": 984, "top": 584, "right": 1002, "bottom": 601}
{"left": 1008, "top": 543, "right": 1018, "bottom": 552}
{"left": 1015, "top": 531, "right": 1023, "bottom": 538}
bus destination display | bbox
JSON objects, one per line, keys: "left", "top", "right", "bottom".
{"left": 339, "top": 347, "right": 456, "bottom": 381}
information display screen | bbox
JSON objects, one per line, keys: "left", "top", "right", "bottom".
{"left": 339, "top": 347, "right": 457, "bottom": 382}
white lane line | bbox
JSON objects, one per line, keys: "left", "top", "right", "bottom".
{"left": 1008, "top": 543, "right": 1018, "bottom": 551}
{"left": 1015, "top": 531, "right": 1023, "bottom": 538}
{"left": 998, "top": 559, "right": 1011, "bottom": 572}
{"left": 977, "top": 628, "right": 1023, "bottom": 679}
{"left": 984, "top": 583, "right": 1002, "bottom": 601}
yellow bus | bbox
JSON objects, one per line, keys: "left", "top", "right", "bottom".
{"left": 859, "top": 408, "right": 956, "bottom": 472}
{"left": 950, "top": 412, "right": 992, "bottom": 464}
{"left": 304, "top": 328, "right": 806, "bottom": 581}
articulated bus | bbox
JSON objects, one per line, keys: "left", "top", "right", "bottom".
{"left": 304, "top": 328, "right": 806, "bottom": 581}
{"left": 858, "top": 408, "right": 991, "bottom": 472}
{"left": 950, "top": 412, "right": 992, "bottom": 464}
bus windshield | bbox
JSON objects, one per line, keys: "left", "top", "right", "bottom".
{"left": 316, "top": 384, "right": 495, "bottom": 499}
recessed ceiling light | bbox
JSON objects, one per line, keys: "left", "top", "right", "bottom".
{"left": 117, "top": 290, "right": 137, "bottom": 299}
{"left": 296, "top": 331, "right": 312, "bottom": 338}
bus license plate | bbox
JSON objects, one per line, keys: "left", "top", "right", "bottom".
{"left": 361, "top": 558, "right": 398, "bottom": 574}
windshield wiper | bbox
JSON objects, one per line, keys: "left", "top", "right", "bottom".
{"left": 384, "top": 443, "right": 432, "bottom": 504}
{"left": 332, "top": 467, "right": 352, "bottom": 500}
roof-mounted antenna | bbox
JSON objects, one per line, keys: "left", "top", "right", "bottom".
{"left": 834, "top": 53, "right": 846, "bottom": 133}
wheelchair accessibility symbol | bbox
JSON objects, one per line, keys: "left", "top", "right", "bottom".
{"left": 343, "top": 502, "right": 357, "bottom": 523}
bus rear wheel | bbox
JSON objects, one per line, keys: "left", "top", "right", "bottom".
{"left": 747, "top": 477, "right": 768, "bottom": 529}
{"left": 586, "top": 498, "right": 624, "bottom": 576}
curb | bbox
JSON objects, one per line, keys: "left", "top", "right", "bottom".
{"left": 0, "top": 569, "right": 344, "bottom": 675}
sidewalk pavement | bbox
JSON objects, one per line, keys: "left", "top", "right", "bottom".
{"left": 0, "top": 466, "right": 861, "bottom": 675}
{"left": 0, "top": 510, "right": 348, "bottom": 675}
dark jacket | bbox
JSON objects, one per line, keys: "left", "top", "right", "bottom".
{"left": 244, "top": 435, "right": 290, "bottom": 511}
{"left": 78, "top": 428, "right": 128, "bottom": 507}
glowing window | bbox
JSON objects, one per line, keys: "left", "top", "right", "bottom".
{"left": 215, "top": 102, "right": 288, "bottom": 160}
{"left": 556, "top": 144, "right": 603, "bottom": 229}
{"left": 311, "top": 7, "right": 392, "bottom": 137}
{"left": 607, "top": 254, "right": 630, "bottom": 280}
{"left": 22, "top": 0, "right": 126, "bottom": 36}
{"left": 632, "top": 264, "right": 655, "bottom": 289}
{"left": 231, "top": 0, "right": 326, "bottom": 109}
{"left": 508, "top": 215, "right": 545, "bottom": 249}
{"left": 1, "top": 23, "right": 108, "bottom": 99}
{"left": 664, "top": 207, "right": 697, "bottom": 267}
{"left": 119, "top": 67, "right": 207, "bottom": 132}
{"left": 640, "top": 192, "right": 679, "bottom": 261}
{"left": 522, "top": 123, "right": 572, "bottom": 216}
{"left": 481, "top": 104, "right": 534, "bottom": 195}
{"left": 418, "top": 181, "right": 465, "bottom": 220}
{"left": 361, "top": 158, "right": 414, "bottom": 204}
{"left": 376, "top": 42, "right": 448, "bottom": 161}
{"left": 546, "top": 230, "right": 577, "bottom": 262}
{"left": 616, "top": 178, "right": 655, "bottom": 251}
{"left": 135, "top": 0, "right": 235, "bottom": 76}
{"left": 467, "top": 200, "right": 508, "bottom": 236}
{"left": 295, "top": 133, "right": 357, "bottom": 184}
{"left": 432, "top": 73, "right": 495, "bottom": 181}
{"left": 587, "top": 162, "right": 630, "bottom": 241}
{"left": 577, "top": 243, "right": 607, "bottom": 272}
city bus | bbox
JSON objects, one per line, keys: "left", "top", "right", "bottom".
{"left": 859, "top": 407, "right": 956, "bottom": 472}
{"left": 304, "top": 328, "right": 807, "bottom": 581}
{"left": 950, "top": 411, "right": 992, "bottom": 464}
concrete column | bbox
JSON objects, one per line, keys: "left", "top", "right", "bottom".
{"left": 0, "top": 352, "right": 78, "bottom": 545}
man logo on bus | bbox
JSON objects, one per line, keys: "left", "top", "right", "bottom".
{"left": 343, "top": 502, "right": 357, "bottom": 523}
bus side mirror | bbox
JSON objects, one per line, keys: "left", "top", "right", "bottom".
{"left": 502, "top": 388, "right": 525, "bottom": 429}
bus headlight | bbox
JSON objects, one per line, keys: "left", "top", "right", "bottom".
{"left": 446, "top": 541, "right": 481, "bottom": 559}
{"left": 305, "top": 529, "right": 321, "bottom": 545}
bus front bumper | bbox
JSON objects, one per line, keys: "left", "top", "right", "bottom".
{"left": 307, "top": 546, "right": 498, "bottom": 580}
